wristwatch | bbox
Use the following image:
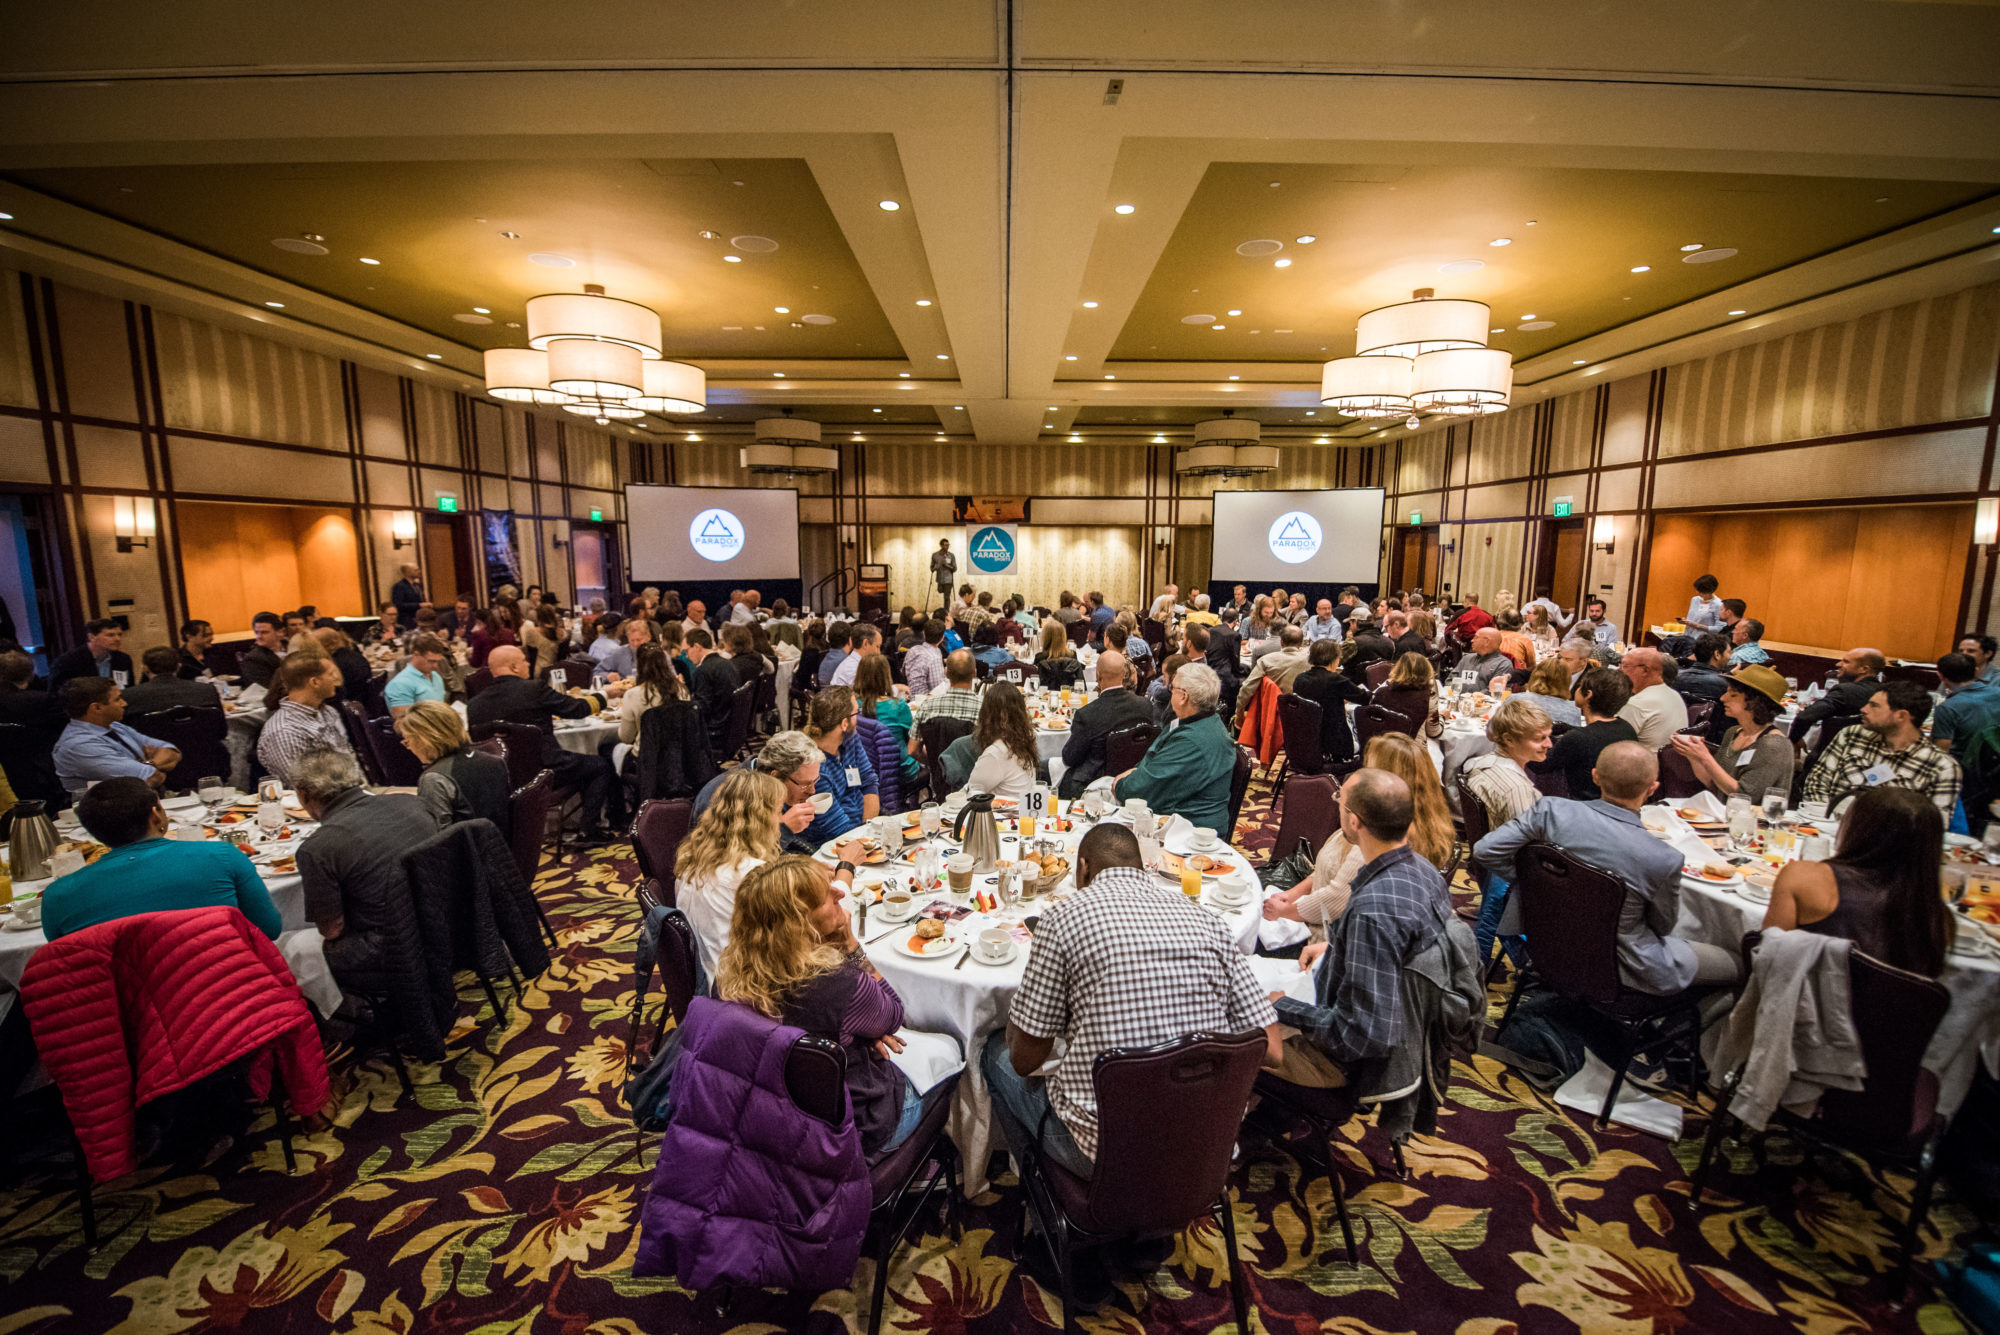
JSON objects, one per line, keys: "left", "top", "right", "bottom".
{"left": 834, "top": 860, "right": 857, "bottom": 878}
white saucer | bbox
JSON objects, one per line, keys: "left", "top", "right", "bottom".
{"left": 968, "top": 940, "right": 1020, "bottom": 966}
{"left": 1207, "top": 892, "right": 1253, "bottom": 912}
{"left": 2, "top": 915, "right": 43, "bottom": 933}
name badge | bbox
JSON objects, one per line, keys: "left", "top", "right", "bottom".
{"left": 1735, "top": 748, "right": 1756, "bottom": 768}
{"left": 1860, "top": 761, "right": 1896, "bottom": 787}
{"left": 846, "top": 766, "right": 862, "bottom": 787}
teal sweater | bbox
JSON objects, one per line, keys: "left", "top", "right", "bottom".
{"left": 1114, "top": 711, "right": 1235, "bottom": 833}
{"left": 41, "top": 837, "right": 282, "bottom": 941}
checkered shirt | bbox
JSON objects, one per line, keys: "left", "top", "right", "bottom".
{"left": 1275, "top": 845, "right": 1453, "bottom": 1066}
{"left": 1006, "top": 866, "right": 1275, "bottom": 1160}
{"left": 911, "top": 685, "right": 984, "bottom": 726}
{"left": 255, "top": 698, "right": 354, "bottom": 786}
{"left": 1801, "top": 723, "right": 1961, "bottom": 816}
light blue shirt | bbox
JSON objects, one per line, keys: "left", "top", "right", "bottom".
{"left": 54, "top": 719, "right": 170, "bottom": 790}
{"left": 1302, "top": 614, "right": 1344, "bottom": 644}
{"left": 1525, "top": 597, "right": 1573, "bottom": 632}
{"left": 1685, "top": 595, "right": 1726, "bottom": 632}
{"left": 1932, "top": 676, "right": 2000, "bottom": 750}
{"left": 385, "top": 664, "right": 447, "bottom": 711}
{"left": 1592, "top": 621, "right": 1621, "bottom": 648}
{"left": 1729, "top": 641, "right": 1771, "bottom": 667}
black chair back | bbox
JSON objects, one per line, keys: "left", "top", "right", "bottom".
{"left": 1655, "top": 740, "right": 1705, "bottom": 799}
{"left": 124, "top": 706, "right": 230, "bottom": 787}
{"left": 360, "top": 673, "right": 391, "bottom": 721}
{"left": 993, "top": 661, "right": 1036, "bottom": 687}
{"left": 1354, "top": 703, "right": 1414, "bottom": 754}
{"left": 507, "top": 769, "right": 557, "bottom": 888}
{"left": 1275, "top": 693, "right": 1326, "bottom": 776}
{"left": 1363, "top": 661, "right": 1392, "bottom": 690}
{"left": 550, "top": 657, "right": 597, "bottom": 689}
{"left": 1226, "top": 744, "right": 1254, "bottom": 840}
{"left": 1509, "top": 844, "right": 1628, "bottom": 1006}
{"left": 1103, "top": 720, "right": 1157, "bottom": 776}
{"left": 918, "top": 716, "right": 975, "bottom": 800}
{"left": 1456, "top": 772, "right": 1494, "bottom": 876}
{"left": 1064, "top": 620, "right": 1090, "bottom": 647}
{"left": 655, "top": 899, "right": 702, "bottom": 1031}
{"left": 1269, "top": 773, "right": 1338, "bottom": 865}
{"left": 471, "top": 721, "right": 548, "bottom": 793}
{"left": 464, "top": 667, "right": 495, "bottom": 699}
{"left": 338, "top": 700, "right": 385, "bottom": 783}
{"left": 784, "top": 1033, "right": 850, "bottom": 1129}
{"left": 364, "top": 714, "right": 425, "bottom": 787}
{"left": 631, "top": 797, "right": 694, "bottom": 900}
{"left": 0, "top": 719, "right": 61, "bottom": 807}
{"left": 1080, "top": 1031, "right": 1267, "bottom": 1235}
{"left": 1528, "top": 762, "right": 1569, "bottom": 799}
{"left": 1816, "top": 949, "right": 1951, "bottom": 1148}
{"left": 1682, "top": 698, "right": 1715, "bottom": 736}
{"left": 1140, "top": 620, "right": 1166, "bottom": 650}
{"left": 723, "top": 682, "right": 756, "bottom": 760}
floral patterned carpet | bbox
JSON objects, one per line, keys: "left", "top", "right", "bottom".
{"left": 0, "top": 772, "right": 1985, "bottom": 1335}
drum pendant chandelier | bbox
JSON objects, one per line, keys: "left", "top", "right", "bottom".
{"left": 1321, "top": 287, "right": 1512, "bottom": 422}
{"left": 483, "top": 283, "right": 707, "bottom": 424}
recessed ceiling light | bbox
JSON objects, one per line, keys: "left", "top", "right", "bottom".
{"left": 1212, "top": 324, "right": 1225, "bottom": 331}
{"left": 1525, "top": 219, "right": 1538, "bottom": 226}
{"left": 916, "top": 299, "right": 932, "bottom": 306}
{"left": 1048, "top": 405, "right": 1058, "bottom": 410}
{"left": 1068, "top": 434, "right": 1083, "bottom": 442}
{"left": 953, "top": 405, "right": 963, "bottom": 410}
{"left": 1295, "top": 235, "right": 1316, "bottom": 244}
{"left": 426, "top": 353, "right": 442, "bottom": 360}
{"left": 936, "top": 353, "right": 950, "bottom": 359}
{"left": 1992, "top": 227, "right": 2000, "bottom": 234}
{"left": 1630, "top": 265, "right": 1651, "bottom": 274}
{"left": 1273, "top": 258, "right": 1292, "bottom": 268}
{"left": 773, "top": 372, "right": 786, "bottom": 378}
{"left": 1573, "top": 359, "right": 1587, "bottom": 365}
{"left": 1113, "top": 204, "right": 1136, "bottom": 214}
{"left": 1680, "top": 243, "right": 1704, "bottom": 252}
{"left": 1316, "top": 437, "right": 1329, "bottom": 444}
{"left": 852, "top": 434, "right": 864, "bottom": 441}
{"left": 723, "top": 255, "right": 743, "bottom": 263}
{"left": 873, "top": 407, "right": 884, "bottom": 412}
{"left": 774, "top": 306, "right": 790, "bottom": 314}
{"left": 1104, "top": 374, "right": 1116, "bottom": 380}
{"left": 1304, "top": 410, "right": 1315, "bottom": 415}
{"left": 472, "top": 306, "right": 490, "bottom": 314}
{"left": 1728, "top": 309, "right": 1748, "bottom": 316}
{"left": 686, "top": 434, "right": 702, "bottom": 442}
{"left": 1082, "top": 301, "right": 1099, "bottom": 308}
{"left": 1227, "top": 375, "right": 1240, "bottom": 381}
{"left": 1153, "top": 435, "right": 1168, "bottom": 443}
{"left": 264, "top": 301, "right": 284, "bottom": 309}
{"left": 359, "top": 257, "right": 381, "bottom": 265}
{"left": 1491, "top": 327, "right": 1506, "bottom": 334}
{"left": 1490, "top": 238, "right": 1512, "bottom": 247}
{"left": 1044, "top": 424, "right": 1053, "bottom": 429}
{"left": 878, "top": 200, "right": 901, "bottom": 211}
{"left": 1064, "top": 355, "right": 1078, "bottom": 361}
{"left": 1227, "top": 309, "right": 1243, "bottom": 316}
{"left": 1522, "top": 314, "right": 1537, "bottom": 320}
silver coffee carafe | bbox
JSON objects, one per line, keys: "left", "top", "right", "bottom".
{"left": 8, "top": 801, "right": 57, "bottom": 882}
{"left": 951, "top": 792, "right": 1002, "bottom": 872}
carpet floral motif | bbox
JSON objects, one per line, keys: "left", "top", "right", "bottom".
{"left": 0, "top": 774, "right": 1980, "bottom": 1333}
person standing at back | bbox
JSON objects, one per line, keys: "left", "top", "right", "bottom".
{"left": 390, "top": 563, "right": 424, "bottom": 630}
{"left": 931, "top": 539, "right": 956, "bottom": 604}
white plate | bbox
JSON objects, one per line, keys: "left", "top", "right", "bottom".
{"left": 2, "top": 915, "right": 43, "bottom": 933}
{"left": 891, "top": 927, "right": 966, "bottom": 961}
{"left": 1945, "top": 833, "right": 1978, "bottom": 848}
{"left": 1684, "top": 867, "right": 1743, "bottom": 888}
{"left": 966, "top": 940, "right": 1020, "bottom": 967}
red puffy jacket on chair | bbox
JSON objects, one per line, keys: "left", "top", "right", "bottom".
{"left": 1235, "top": 676, "right": 1283, "bottom": 769}
{"left": 21, "top": 906, "right": 331, "bottom": 1182}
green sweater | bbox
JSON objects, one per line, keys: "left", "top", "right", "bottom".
{"left": 1114, "top": 711, "right": 1235, "bottom": 832}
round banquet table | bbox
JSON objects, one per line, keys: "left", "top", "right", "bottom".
{"left": 822, "top": 808, "right": 1263, "bottom": 1195}
{"left": 0, "top": 799, "right": 343, "bottom": 1018}
{"left": 1643, "top": 802, "right": 2000, "bottom": 1116}
{"left": 554, "top": 715, "right": 622, "bottom": 756}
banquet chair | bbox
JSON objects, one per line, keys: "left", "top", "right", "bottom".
{"left": 1225, "top": 744, "right": 1255, "bottom": 842}
{"left": 631, "top": 798, "right": 694, "bottom": 897}
{"left": 635, "top": 699, "right": 719, "bottom": 804}
{"left": 359, "top": 673, "right": 391, "bottom": 721}
{"left": 1455, "top": 773, "right": 1495, "bottom": 884}
{"left": 749, "top": 671, "right": 778, "bottom": 740}
{"left": 1065, "top": 620, "right": 1090, "bottom": 647}
{"left": 1267, "top": 773, "right": 1338, "bottom": 870}
{"left": 551, "top": 656, "right": 597, "bottom": 689}
{"left": 471, "top": 721, "right": 549, "bottom": 793}
{"left": 1354, "top": 704, "right": 1415, "bottom": 756}
{"left": 338, "top": 701, "right": 387, "bottom": 784}
{"left": 1655, "top": 739, "right": 1706, "bottom": 799}
{"left": 1249, "top": 1075, "right": 1361, "bottom": 1265}
{"left": 993, "top": 661, "right": 1034, "bottom": 686}
{"left": 1140, "top": 620, "right": 1166, "bottom": 652}
{"left": 1012, "top": 1030, "right": 1265, "bottom": 1335}
{"left": 1274, "top": 693, "right": 1328, "bottom": 787}
{"left": 918, "top": 717, "right": 975, "bottom": 801}
{"left": 627, "top": 890, "right": 700, "bottom": 1073}
{"left": 1495, "top": 845, "right": 1731, "bottom": 1125}
{"left": 507, "top": 769, "right": 559, "bottom": 892}
{"left": 463, "top": 667, "right": 495, "bottom": 699}
{"left": 1103, "top": 720, "right": 1157, "bottom": 776}
{"left": 400, "top": 821, "right": 551, "bottom": 1017}
{"left": 362, "top": 714, "right": 424, "bottom": 787}
{"left": 781, "top": 1035, "right": 964, "bottom": 1335}
{"left": 1363, "top": 662, "right": 1393, "bottom": 690}
{"left": 123, "top": 705, "right": 230, "bottom": 790}
{"left": 1691, "top": 935, "right": 1950, "bottom": 1300}
{"left": 1681, "top": 697, "right": 1716, "bottom": 737}
{"left": 722, "top": 681, "right": 757, "bottom": 762}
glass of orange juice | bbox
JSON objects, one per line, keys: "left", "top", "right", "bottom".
{"left": 1179, "top": 860, "right": 1203, "bottom": 898}
{"left": 1020, "top": 814, "right": 1036, "bottom": 840}
{"left": 1060, "top": 687, "right": 1072, "bottom": 708}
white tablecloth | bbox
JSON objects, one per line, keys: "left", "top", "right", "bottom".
{"left": 553, "top": 717, "right": 621, "bottom": 756}
{"left": 831, "top": 812, "right": 1260, "bottom": 1194}
{"left": 1644, "top": 803, "right": 2000, "bottom": 1115}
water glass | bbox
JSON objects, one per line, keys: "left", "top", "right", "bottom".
{"left": 1981, "top": 823, "right": 2000, "bottom": 857}
{"left": 1760, "top": 789, "right": 1787, "bottom": 827}
{"left": 196, "top": 775, "right": 227, "bottom": 818}
{"left": 1082, "top": 789, "right": 1106, "bottom": 818}
{"left": 1137, "top": 831, "right": 1161, "bottom": 869}
{"left": 1726, "top": 796, "right": 1756, "bottom": 847}
{"left": 920, "top": 803, "right": 942, "bottom": 838}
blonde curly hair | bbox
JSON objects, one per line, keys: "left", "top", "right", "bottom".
{"left": 676, "top": 767, "right": 783, "bottom": 888}
{"left": 715, "top": 855, "right": 844, "bottom": 1018}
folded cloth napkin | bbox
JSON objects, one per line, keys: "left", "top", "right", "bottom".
{"left": 887, "top": 1028, "right": 966, "bottom": 1096}
{"left": 1258, "top": 898, "right": 1312, "bottom": 951}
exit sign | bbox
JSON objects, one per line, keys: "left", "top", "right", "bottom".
{"left": 589, "top": 508, "right": 603, "bottom": 522}
{"left": 1551, "top": 497, "right": 1573, "bottom": 518}
{"left": 435, "top": 495, "right": 458, "bottom": 513}
{"left": 1408, "top": 511, "right": 1422, "bottom": 526}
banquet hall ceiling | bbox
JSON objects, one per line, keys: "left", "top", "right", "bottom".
{"left": 2, "top": 0, "right": 1997, "bottom": 450}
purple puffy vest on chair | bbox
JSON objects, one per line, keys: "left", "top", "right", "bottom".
{"left": 855, "top": 715, "right": 909, "bottom": 815}
{"left": 634, "top": 996, "right": 871, "bottom": 1293}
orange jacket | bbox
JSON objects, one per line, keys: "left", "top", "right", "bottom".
{"left": 1235, "top": 676, "right": 1283, "bottom": 768}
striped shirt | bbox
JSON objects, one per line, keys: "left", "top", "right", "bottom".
{"left": 256, "top": 698, "right": 354, "bottom": 785}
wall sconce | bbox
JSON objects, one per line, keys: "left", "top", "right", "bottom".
{"left": 1154, "top": 526, "right": 1172, "bottom": 548}
{"left": 1978, "top": 497, "right": 1999, "bottom": 546}
{"left": 552, "top": 519, "right": 571, "bottom": 548}
{"left": 112, "top": 496, "right": 155, "bottom": 552}
{"left": 1591, "top": 514, "right": 1616, "bottom": 554}
{"left": 390, "top": 512, "right": 418, "bottom": 549}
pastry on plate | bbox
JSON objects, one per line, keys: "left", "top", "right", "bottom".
{"left": 912, "top": 918, "right": 945, "bottom": 941}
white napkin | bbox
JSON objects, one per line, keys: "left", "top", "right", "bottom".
{"left": 1257, "top": 897, "right": 1312, "bottom": 951}
{"left": 886, "top": 1028, "right": 967, "bottom": 1096}
{"left": 611, "top": 742, "right": 634, "bottom": 775}
{"left": 1247, "top": 954, "right": 1319, "bottom": 1004}
{"left": 1681, "top": 791, "right": 1727, "bottom": 822}
{"left": 1554, "top": 1051, "right": 1684, "bottom": 1140}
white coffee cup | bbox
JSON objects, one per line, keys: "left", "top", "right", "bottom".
{"left": 1214, "top": 871, "right": 1253, "bottom": 905}
{"left": 1123, "top": 797, "right": 1147, "bottom": 816}
{"left": 1190, "top": 826, "right": 1218, "bottom": 851}
{"left": 10, "top": 895, "right": 42, "bottom": 927}
{"left": 810, "top": 791, "right": 834, "bottom": 815}
{"left": 879, "top": 892, "right": 917, "bottom": 921}
{"left": 977, "top": 927, "right": 1012, "bottom": 962}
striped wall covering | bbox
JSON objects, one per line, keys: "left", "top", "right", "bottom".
{"left": 0, "top": 276, "right": 32, "bottom": 410}
{"left": 150, "top": 309, "right": 349, "bottom": 450}
{"left": 872, "top": 523, "right": 1144, "bottom": 616}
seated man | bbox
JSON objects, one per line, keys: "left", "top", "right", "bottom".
{"left": 800, "top": 687, "right": 878, "bottom": 847}
{"left": 295, "top": 747, "right": 442, "bottom": 994}
{"left": 1265, "top": 769, "right": 1458, "bottom": 1088}
{"left": 256, "top": 653, "right": 354, "bottom": 786}
{"left": 1789, "top": 646, "right": 1885, "bottom": 745}
{"left": 986, "top": 822, "right": 1277, "bottom": 1180}
{"left": 42, "top": 776, "right": 281, "bottom": 940}
{"left": 238, "top": 611, "right": 288, "bottom": 688}
{"left": 1676, "top": 633, "right": 1734, "bottom": 704}
{"left": 467, "top": 645, "right": 619, "bottom": 840}
{"left": 1802, "top": 680, "right": 1961, "bottom": 816}
{"left": 1059, "top": 650, "right": 1155, "bottom": 797}
{"left": 816, "top": 621, "right": 852, "bottom": 689}
{"left": 48, "top": 617, "right": 134, "bottom": 697}
{"left": 1453, "top": 627, "right": 1512, "bottom": 686}
{"left": 1474, "top": 740, "right": 1743, "bottom": 992}
{"left": 1235, "top": 624, "right": 1310, "bottom": 715}
{"left": 378, "top": 633, "right": 447, "bottom": 717}
{"left": 1728, "top": 616, "right": 1771, "bottom": 667}
{"left": 1290, "top": 637, "right": 1370, "bottom": 766}
{"left": 1113, "top": 662, "right": 1236, "bottom": 831}
{"left": 0, "top": 649, "right": 66, "bottom": 805}
{"left": 176, "top": 619, "right": 215, "bottom": 680}
{"left": 54, "top": 677, "right": 181, "bottom": 792}
{"left": 910, "top": 649, "right": 984, "bottom": 730}
{"left": 1580, "top": 595, "right": 1620, "bottom": 648}
{"left": 685, "top": 628, "right": 739, "bottom": 753}
{"left": 122, "top": 645, "right": 222, "bottom": 714}
{"left": 1616, "top": 647, "right": 1689, "bottom": 751}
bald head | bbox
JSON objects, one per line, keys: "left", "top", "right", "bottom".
{"left": 1472, "top": 627, "right": 1502, "bottom": 656}
{"left": 1341, "top": 768, "right": 1413, "bottom": 845}
{"left": 944, "top": 647, "right": 977, "bottom": 686}
{"left": 1620, "top": 647, "right": 1665, "bottom": 690}
{"left": 1096, "top": 650, "right": 1129, "bottom": 688}
{"left": 487, "top": 645, "right": 530, "bottom": 678}
{"left": 1592, "top": 740, "right": 1658, "bottom": 807}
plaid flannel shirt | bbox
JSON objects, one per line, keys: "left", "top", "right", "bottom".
{"left": 1801, "top": 723, "right": 1961, "bottom": 816}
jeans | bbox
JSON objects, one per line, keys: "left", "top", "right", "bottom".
{"left": 1474, "top": 868, "right": 1525, "bottom": 967}
{"left": 877, "top": 1077, "right": 926, "bottom": 1155}
{"left": 981, "top": 1030, "right": 1094, "bottom": 1181}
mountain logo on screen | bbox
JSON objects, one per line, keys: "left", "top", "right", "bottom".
{"left": 968, "top": 525, "right": 1016, "bottom": 573}
{"left": 1267, "top": 510, "right": 1324, "bottom": 565}
{"left": 688, "top": 507, "right": 746, "bottom": 563}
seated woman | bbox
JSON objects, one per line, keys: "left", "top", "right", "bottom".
{"left": 1523, "top": 603, "right": 1561, "bottom": 660}
{"left": 397, "top": 700, "right": 512, "bottom": 831}
{"left": 1033, "top": 619, "right": 1086, "bottom": 689}
{"left": 1461, "top": 695, "right": 1553, "bottom": 963}
{"left": 1371, "top": 652, "right": 1443, "bottom": 737}
{"left": 616, "top": 644, "right": 689, "bottom": 752}
{"left": 1520, "top": 658, "right": 1585, "bottom": 729}
{"left": 313, "top": 626, "right": 375, "bottom": 708}
{"left": 1763, "top": 786, "right": 1953, "bottom": 976}
{"left": 716, "top": 855, "right": 937, "bottom": 1160}
{"left": 955, "top": 681, "right": 1041, "bottom": 802}
{"left": 1291, "top": 638, "right": 1369, "bottom": 765}
{"left": 677, "top": 767, "right": 784, "bottom": 976}
{"left": 1265, "top": 732, "right": 1456, "bottom": 943}
{"left": 854, "top": 652, "right": 924, "bottom": 793}
{"left": 1669, "top": 665, "right": 1794, "bottom": 803}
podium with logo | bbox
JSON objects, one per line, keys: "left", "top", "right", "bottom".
{"left": 858, "top": 564, "right": 888, "bottom": 619}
